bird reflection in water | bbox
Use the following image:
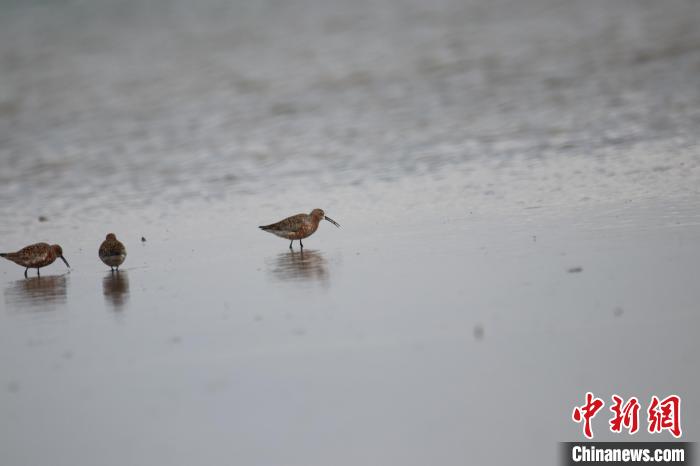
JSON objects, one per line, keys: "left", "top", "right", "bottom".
{"left": 268, "top": 249, "right": 329, "bottom": 285}
{"left": 103, "top": 271, "right": 130, "bottom": 310}
{"left": 4, "top": 274, "right": 68, "bottom": 310}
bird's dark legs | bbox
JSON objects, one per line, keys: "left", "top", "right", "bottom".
{"left": 110, "top": 266, "right": 114, "bottom": 272}
{"left": 36, "top": 268, "right": 40, "bottom": 276}
{"left": 24, "top": 268, "right": 28, "bottom": 278}
{"left": 289, "top": 239, "right": 304, "bottom": 250}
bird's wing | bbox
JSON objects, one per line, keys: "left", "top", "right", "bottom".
{"left": 260, "top": 213, "right": 307, "bottom": 232}
{"left": 100, "top": 240, "right": 126, "bottom": 257}
{"left": 1, "top": 243, "right": 50, "bottom": 265}
{"left": 17, "top": 243, "right": 51, "bottom": 262}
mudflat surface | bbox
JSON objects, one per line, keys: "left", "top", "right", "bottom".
{"left": 1, "top": 0, "right": 699, "bottom": 464}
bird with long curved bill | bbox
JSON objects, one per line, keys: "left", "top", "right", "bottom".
{"left": 0, "top": 243, "right": 70, "bottom": 277}
{"left": 260, "top": 208, "right": 340, "bottom": 250}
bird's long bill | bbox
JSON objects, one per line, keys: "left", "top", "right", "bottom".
{"left": 60, "top": 256, "right": 70, "bottom": 268}
{"left": 324, "top": 216, "right": 341, "bottom": 228}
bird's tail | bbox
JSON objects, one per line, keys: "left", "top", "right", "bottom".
{"left": 0, "top": 253, "right": 6, "bottom": 258}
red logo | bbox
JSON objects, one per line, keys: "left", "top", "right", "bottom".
{"left": 609, "top": 395, "right": 640, "bottom": 434}
{"left": 648, "top": 395, "right": 682, "bottom": 438}
{"left": 572, "top": 392, "right": 605, "bottom": 439}
{"left": 572, "top": 393, "right": 682, "bottom": 439}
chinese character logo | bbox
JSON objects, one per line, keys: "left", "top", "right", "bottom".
{"left": 572, "top": 392, "right": 605, "bottom": 439}
{"left": 609, "top": 395, "right": 640, "bottom": 434}
{"left": 572, "top": 393, "right": 682, "bottom": 439}
{"left": 648, "top": 395, "right": 682, "bottom": 438}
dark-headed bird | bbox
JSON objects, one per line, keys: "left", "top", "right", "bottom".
{"left": 99, "top": 233, "right": 127, "bottom": 272}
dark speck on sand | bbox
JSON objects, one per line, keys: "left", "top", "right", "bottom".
{"left": 567, "top": 267, "right": 583, "bottom": 273}
{"left": 473, "top": 324, "right": 484, "bottom": 341}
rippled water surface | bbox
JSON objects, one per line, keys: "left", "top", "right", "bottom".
{"left": 1, "top": 0, "right": 699, "bottom": 464}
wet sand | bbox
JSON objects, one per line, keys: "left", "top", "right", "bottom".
{"left": 1, "top": 0, "right": 700, "bottom": 464}
{"left": 1, "top": 179, "right": 699, "bottom": 465}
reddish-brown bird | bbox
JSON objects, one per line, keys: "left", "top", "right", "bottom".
{"left": 260, "top": 208, "right": 340, "bottom": 249}
{"left": 0, "top": 243, "right": 70, "bottom": 277}
{"left": 99, "top": 233, "right": 127, "bottom": 271}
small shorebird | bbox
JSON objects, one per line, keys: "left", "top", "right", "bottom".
{"left": 260, "top": 208, "right": 340, "bottom": 249}
{"left": 99, "top": 233, "right": 127, "bottom": 271}
{"left": 0, "top": 243, "right": 70, "bottom": 277}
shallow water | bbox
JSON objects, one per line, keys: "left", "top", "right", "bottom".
{"left": 1, "top": 0, "right": 700, "bottom": 464}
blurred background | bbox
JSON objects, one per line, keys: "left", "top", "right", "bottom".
{"left": 1, "top": 0, "right": 699, "bottom": 464}
{"left": 1, "top": 0, "right": 699, "bottom": 224}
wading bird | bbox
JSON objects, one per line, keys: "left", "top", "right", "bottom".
{"left": 260, "top": 208, "right": 340, "bottom": 249}
{"left": 0, "top": 243, "right": 70, "bottom": 277}
{"left": 99, "top": 233, "right": 127, "bottom": 271}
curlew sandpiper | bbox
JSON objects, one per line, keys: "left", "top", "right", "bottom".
{"left": 0, "top": 243, "right": 70, "bottom": 277}
{"left": 260, "top": 208, "right": 340, "bottom": 249}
